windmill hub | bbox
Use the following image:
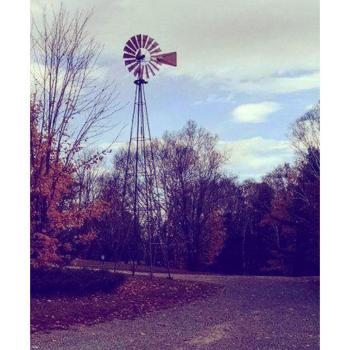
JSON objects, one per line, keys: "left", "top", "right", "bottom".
{"left": 136, "top": 48, "right": 149, "bottom": 62}
{"left": 136, "top": 53, "right": 146, "bottom": 61}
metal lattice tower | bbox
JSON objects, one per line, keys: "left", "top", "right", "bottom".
{"left": 121, "top": 34, "right": 176, "bottom": 277}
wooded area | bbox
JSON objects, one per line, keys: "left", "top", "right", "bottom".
{"left": 30, "top": 7, "right": 320, "bottom": 277}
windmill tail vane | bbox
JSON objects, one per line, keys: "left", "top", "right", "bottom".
{"left": 120, "top": 34, "right": 176, "bottom": 278}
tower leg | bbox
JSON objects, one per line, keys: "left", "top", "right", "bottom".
{"left": 120, "top": 78, "right": 171, "bottom": 280}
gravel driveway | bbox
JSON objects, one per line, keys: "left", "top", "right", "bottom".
{"left": 31, "top": 274, "right": 319, "bottom": 350}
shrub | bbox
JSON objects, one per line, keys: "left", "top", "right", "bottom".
{"left": 31, "top": 267, "right": 126, "bottom": 297}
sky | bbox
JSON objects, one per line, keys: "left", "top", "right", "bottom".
{"left": 31, "top": 0, "right": 320, "bottom": 180}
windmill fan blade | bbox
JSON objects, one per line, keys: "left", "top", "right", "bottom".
{"left": 150, "top": 47, "right": 162, "bottom": 55}
{"left": 147, "top": 63, "right": 155, "bottom": 76}
{"left": 148, "top": 41, "right": 159, "bottom": 52}
{"left": 145, "top": 36, "right": 154, "bottom": 50}
{"left": 145, "top": 65, "right": 150, "bottom": 79}
{"left": 141, "top": 35, "right": 148, "bottom": 48}
{"left": 124, "top": 59, "right": 137, "bottom": 66}
{"left": 154, "top": 52, "right": 177, "bottom": 66}
{"left": 127, "top": 61, "right": 139, "bottom": 72}
{"left": 124, "top": 45, "right": 136, "bottom": 55}
{"left": 131, "top": 36, "right": 139, "bottom": 50}
{"left": 134, "top": 65, "right": 143, "bottom": 77}
{"left": 133, "top": 65, "right": 139, "bottom": 77}
{"left": 149, "top": 61, "right": 160, "bottom": 71}
{"left": 126, "top": 39, "right": 137, "bottom": 52}
{"left": 123, "top": 52, "right": 136, "bottom": 60}
{"left": 136, "top": 34, "right": 142, "bottom": 48}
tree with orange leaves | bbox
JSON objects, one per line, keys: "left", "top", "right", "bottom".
{"left": 30, "top": 103, "right": 109, "bottom": 267}
{"left": 30, "top": 6, "right": 119, "bottom": 267}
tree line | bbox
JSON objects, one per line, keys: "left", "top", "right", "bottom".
{"left": 30, "top": 7, "right": 319, "bottom": 276}
{"left": 84, "top": 109, "right": 320, "bottom": 276}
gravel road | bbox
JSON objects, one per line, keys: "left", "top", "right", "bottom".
{"left": 31, "top": 274, "right": 319, "bottom": 350}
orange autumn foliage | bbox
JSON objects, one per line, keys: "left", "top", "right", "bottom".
{"left": 30, "top": 103, "right": 108, "bottom": 267}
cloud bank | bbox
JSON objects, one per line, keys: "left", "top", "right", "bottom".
{"left": 32, "top": 0, "right": 320, "bottom": 93}
{"left": 219, "top": 137, "right": 294, "bottom": 180}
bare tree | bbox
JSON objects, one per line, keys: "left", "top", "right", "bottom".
{"left": 31, "top": 5, "right": 120, "bottom": 173}
{"left": 290, "top": 102, "right": 320, "bottom": 179}
{"left": 30, "top": 5, "right": 121, "bottom": 265}
{"left": 75, "top": 149, "right": 105, "bottom": 208}
{"left": 156, "top": 121, "right": 225, "bottom": 270}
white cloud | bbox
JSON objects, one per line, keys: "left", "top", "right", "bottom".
{"left": 232, "top": 102, "right": 280, "bottom": 123}
{"left": 218, "top": 137, "right": 294, "bottom": 180}
{"left": 98, "top": 141, "right": 127, "bottom": 151}
{"left": 234, "top": 72, "right": 320, "bottom": 94}
{"left": 193, "top": 93, "right": 235, "bottom": 105}
{"left": 31, "top": 0, "right": 320, "bottom": 94}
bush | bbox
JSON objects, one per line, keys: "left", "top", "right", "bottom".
{"left": 31, "top": 267, "right": 126, "bottom": 297}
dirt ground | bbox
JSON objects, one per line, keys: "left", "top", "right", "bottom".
{"left": 31, "top": 273, "right": 319, "bottom": 350}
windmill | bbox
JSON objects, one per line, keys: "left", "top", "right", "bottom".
{"left": 121, "top": 34, "right": 176, "bottom": 277}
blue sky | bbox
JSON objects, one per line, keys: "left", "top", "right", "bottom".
{"left": 32, "top": 0, "right": 320, "bottom": 180}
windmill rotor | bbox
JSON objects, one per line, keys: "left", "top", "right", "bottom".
{"left": 123, "top": 34, "right": 177, "bottom": 80}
